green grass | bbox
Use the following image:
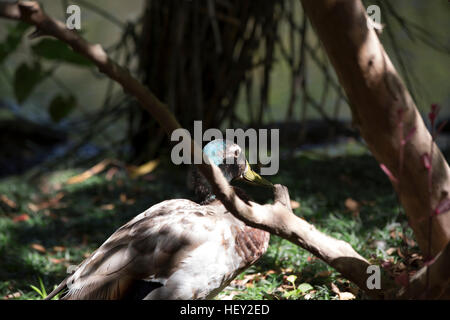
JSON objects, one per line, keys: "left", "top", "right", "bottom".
{"left": 1, "top": 143, "right": 446, "bottom": 300}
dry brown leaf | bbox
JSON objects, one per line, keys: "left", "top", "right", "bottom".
{"left": 50, "top": 258, "right": 65, "bottom": 264}
{"left": 66, "top": 159, "right": 111, "bottom": 185}
{"left": 386, "top": 247, "right": 396, "bottom": 255}
{"left": 390, "top": 230, "right": 397, "bottom": 239}
{"left": 290, "top": 200, "right": 300, "bottom": 209}
{"left": 31, "top": 243, "right": 46, "bottom": 253}
{"left": 220, "top": 291, "right": 240, "bottom": 300}
{"left": 345, "top": 198, "right": 360, "bottom": 216}
{"left": 127, "top": 159, "right": 160, "bottom": 179}
{"left": 12, "top": 213, "right": 30, "bottom": 222}
{"left": 405, "top": 237, "right": 416, "bottom": 247}
{"left": 105, "top": 167, "right": 119, "bottom": 181}
{"left": 4, "top": 292, "right": 21, "bottom": 299}
{"left": 315, "top": 270, "right": 332, "bottom": 278}
{"left": 1, "top": 194, "right": 16, "bottom": 208}
{"left": 100, "top": 204, "right": 115, "bottom": 211}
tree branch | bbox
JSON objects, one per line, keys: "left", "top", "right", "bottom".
{"left": 300, "top": 0, "right": 450, "bottom": 257}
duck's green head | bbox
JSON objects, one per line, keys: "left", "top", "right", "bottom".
{"left": 202, "top": 139, "right": 272, "bottom": 187}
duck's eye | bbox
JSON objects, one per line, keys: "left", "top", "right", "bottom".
{"left": 234, "top": 149, "right": 239, "bottom": 157}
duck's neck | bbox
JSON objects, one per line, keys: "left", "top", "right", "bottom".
{"left": 191, "top": 166, "right": 252, "bottom": 205}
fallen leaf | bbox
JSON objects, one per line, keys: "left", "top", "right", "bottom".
{"left": 12, "top": 213, "right": 30, "bottom": 222}
{"left": 330, "top": 282, "right": 355, "bottom": 300}
{"left": 338, "top": 292, "right": 356, "bottom": 300}
{"left": 0, "top": 195, "right": 17, "bottom": 208}
{"left": 100, "top": 204, "right": 115, "bottom": 211}
{"left": 31, "top": 243, "right": 46, "bottom": 253}
{"left": 290, "top": 200, "right": 300, "bottom": 209}
{"left": 29, "top": 193, "right": 65, "bottom": 211}
{"left": 50, "top": 258, "right": 65, "bottom": 264}
{"left": 386, "top": 247, "right": 396, "bottom": 255}
{"left": 28, "top": 203, "right": 39, "bottom": 212}
{"left": 390, "top": 230, "right": 397, "bottom": 239}
{"left": 66, "top": 159, "right": 111, "bottom": 184}
{"left": 127, "top": 159, "right": 160, "bottom": 179}
{"left": 4, "top": 292, "right": 21, "bottom": 299}
{"left": 345, "top": 198, "right": 360, "bottom": 217}
{"left": 315, "top": 270, "right": 332, "bottom": 278}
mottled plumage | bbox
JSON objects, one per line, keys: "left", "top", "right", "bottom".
{"left": 46, "top": 140, "right": 271, "bottom": 300}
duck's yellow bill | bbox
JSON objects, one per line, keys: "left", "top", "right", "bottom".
{"left": 242, "top": 160, "right": 273, "bottom": 187}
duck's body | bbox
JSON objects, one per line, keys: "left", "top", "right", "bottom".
{"left": 54, "top": 198, "right": 269, "bottom": 300}
{"left": 46, "top": 139, "right": 272, "bottom": 300}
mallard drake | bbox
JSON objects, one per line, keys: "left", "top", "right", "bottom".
{"left": 46, "top": 139, "right": 272, "bottom": 300}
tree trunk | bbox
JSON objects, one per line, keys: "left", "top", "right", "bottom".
{"left": 300, "top": 0, "right": 450, "bottom": 256}
{"left": 134, "top": 0, "right": 281, "bottom": 162}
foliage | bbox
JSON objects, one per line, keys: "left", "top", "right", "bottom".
{"left": 0, "top": 145, "right": 429, "bottom": 300}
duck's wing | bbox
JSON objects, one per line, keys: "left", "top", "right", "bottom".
{"left": 46, "top": 198, "right": 269, "bottom": 300}
{"left": 46, "top": 199, "right": 211, "bottom": 300}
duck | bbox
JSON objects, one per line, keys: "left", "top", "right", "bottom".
{"left": 45, "top": 139, "right": 273, "bottom": 300}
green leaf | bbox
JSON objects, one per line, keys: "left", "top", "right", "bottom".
{"left": 30, "top": 277, "right": 48, "bottom": 299}
{"left": 297, "top": 283, "right": 313, "bottom": 293}
{"left": 13, "top": 62, "right": 48, "bottom": 104}
{"left": 0, "top": 22, "right": 30, "bottom": 64}
{"left": 286, "top": 275, "right": 297, "bottom": 285}
{"left": 48, "top": 94, "right": 77, "bottom": 122}
{"left": 31, "top": 39, "right": 92, "bottom": 67}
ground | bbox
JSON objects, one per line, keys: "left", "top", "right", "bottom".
{"left": 1, "top": 141, "right": 448, "bottom": 300}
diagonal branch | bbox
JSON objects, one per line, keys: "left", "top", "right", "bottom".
{"left": 0, "top": 1, "right": 392, "bottom": 299}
